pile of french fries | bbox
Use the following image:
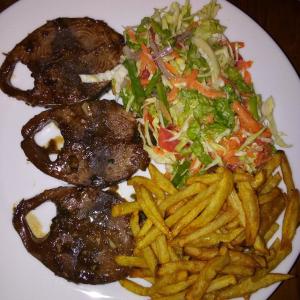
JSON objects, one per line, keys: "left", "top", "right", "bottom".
{"left": 112, "top": 150, "right": 299, "bottom": 300}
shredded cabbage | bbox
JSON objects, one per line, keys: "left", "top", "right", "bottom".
{"left": 262, "top": 96, "right": 291, "bottom": 148}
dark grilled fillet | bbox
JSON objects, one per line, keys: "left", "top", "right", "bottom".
{"left": 21, "top": 99, "right": 149, "bottom": 187}
{"left": 0, "top": 17, "right": 124, "bottom": 107}
{"left": 13, "top": 186, "right": 134, "bottom": 284}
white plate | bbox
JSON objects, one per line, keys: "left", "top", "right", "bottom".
{"left": 0, "top": 0, "right": 299, "bottom": 299}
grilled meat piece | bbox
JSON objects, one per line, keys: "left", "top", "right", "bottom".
{"left": 21, "top": 99, "right": 149, "bottom": 186}
{"left": 0, "top": 17, "right": 123, "bottom": 107}
{"left": 13, "top": 186, "right": 134, "bottom": 284}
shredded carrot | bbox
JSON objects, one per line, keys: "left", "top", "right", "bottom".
{"left": 170, "top": 51, "right": 180, "bottom": 59}
{"left": 188, "top": 81, "right": 226, "bottom": 99}
{"left": 143, "top": 109, "right": 154, "bottom": 125}
{"left": 170, "top": 69, "right": 225, "bottom": 99}
{"left": 232, "top": 101, "right": 271, "bottom": 137}
{"left": 164, "top": 62, "right": 179, "bottom": 75}
{"left": 127, "top": 28, "right": 137, "bottom": 43}
{"left": 243, "top": 70, "right": 252, "bottom": 84}
{"left": 140, "top": 44, "right": 157, "bottom": 73}
{"left": 167, "top": 86, "right": 179, "bottom": 102}
{"left": 185, "top": 69, "right": 198, "bottom": 85}
{"left": 189, "top": 158, "right": 201, "bottom": 175}
{"left": 153, "top": 146, "right": 165, "bottom": 155}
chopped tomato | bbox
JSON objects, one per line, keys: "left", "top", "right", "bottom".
{"left": 237, "top": 60, "right": 253, "bottom": 70}
{"left": 158, "top": 127, "right": 179, "bottom": 152}
{"left": 140, "top": 68, "right": 150, "bottom": 80}
{"left": 139, "top": 68, "right": 150, "bottom": 86}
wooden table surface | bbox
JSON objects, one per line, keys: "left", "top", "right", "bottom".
{"left": 0, "top": 0, "right": 299, "bottom": 299}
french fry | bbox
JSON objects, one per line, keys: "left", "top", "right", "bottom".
{"left": 112, "top": 201, "right": 140, "bottom": 217}
{"left": 171, "top": 197, "right": 210, "bottom": 237}
{"left": 184, "top": 246, "right": 219, "bottom": 260}
{"left": 253, "top": 234, "right": 269, "bottom": 255}
{"left": 217, "top": 273, "right": 293, "bottom": 298}
{"left": 187, "top": 173, "right": 221, "bottom": 185}
{"left": 142, "top": 246, "right": 158, "bottom": 275}
{"left": 166, "top": 197, "right": 189, "bottom": 216}
{"left": 228, "top": 250, "right": 258, "bottom": 268}
{"left": 129, "top": 268, "right": 152, "bottom": 278}
{"left": 259, "top": 194, "right": 286, "bottom": 236}
{"left": 220, "top": 264, "right": 254, "bottom": 277}
{"left": 187, "top": 228, "right": 244, "bottom": 248}
{"left": 119, "top": 279, "right": 150, "bottom": 296}
{"left": 238, "top": 181, "right": 260, "bottom": 246}
{"left": 137, "top": 184, "right": 217, "bottom": 249}
{"left": 225, "top": 218, "right": 240, "bottom": 230}
{"left": 150, "top": 271, "right": 188, "bottom": 293}
{"left": 280, "top": 150, "right": 295, "bottom": 194}
{"left": 251, "top": 254, "right": 267, "bottom": 268}
{"left": 206, "top": 275, "right": 237, "bottom": 293}
{"left": 259, "top": 172, "right": 282, "bottom": 194}
{"left": 115, "top": 256, "right": 147, "bottom": 268}
{"left": 158, "top": 261, "right": 205, "bottom": 276}
{"left": 186, "top": 251, "right": 230, "bottom": 300}
{"left": 130, "top": 210, "right": 140, "bottom": 237}
{"left": 158, "top": 274, "right": 197, "bottom": 295}
{"left": 136, "top": 186, "right": 171, "bottom": 238}
{"left": 258, "top": 187, "right": 281, "bottom": 205}
{"left": 114, "top": 152, "right": 298, "bottom": 300}
{"left": 262, "top": 151, "right": 282, "bottom": 177}
{"left": 264, "top": 222, "right": 279, "bottom": 243}
{"left": 128, "top": 176, "right": 165, "bottom": 201}
{"left": 281, "top": 189, "right": 300, "bottom": 249}
{"left": 227, "top": 189, "right": 246, "bottom": 227}
{"left": 144, "top": 277, "right": 155, "bottom": 284}
{"left": 137, "top": 219, "right": 153, "bottom": 237}
{"left": 177, "top": 209, "right": 238, "bottom": 246}
{"left": 160, "top": 182, "right": 207, "bottom": 212}
{"left": 149, "top": 164, "right": 177, "bottom": 195}
{"left": 168, "top": 245, "right": 180, "bottom": 262}
{"left": 151, "top": 241, "right": 159, "bottom": 258}
{"left": 183, "top": 169, "right": 233, "bottom": 231}
{"left": 152, "top": 291, "right": 186, "bottom": 300}
{"left": 230, "top": 230, "right": 246, "bottom": 246}
{"left": 156, "top": 234, "right": 170, "bottom": 264}
{"left": 251, "top": 169, "right": 266, "bottom": 190}
{"left": 202, "top": 294, "right": 216, "bottom": 300}
{"left": 233, "top": 172, "right": 253, "bottom": 183}
{"left": 266, "top": 247, "right": 291, "bottom": 272}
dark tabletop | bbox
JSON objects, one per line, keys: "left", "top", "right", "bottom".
{"left": 0, "top": 0, "right": 299, "bottom": 299}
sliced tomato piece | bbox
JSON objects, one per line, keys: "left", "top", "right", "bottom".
{"left": 158, "top": 127, "right": 179, "bottom": 152}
